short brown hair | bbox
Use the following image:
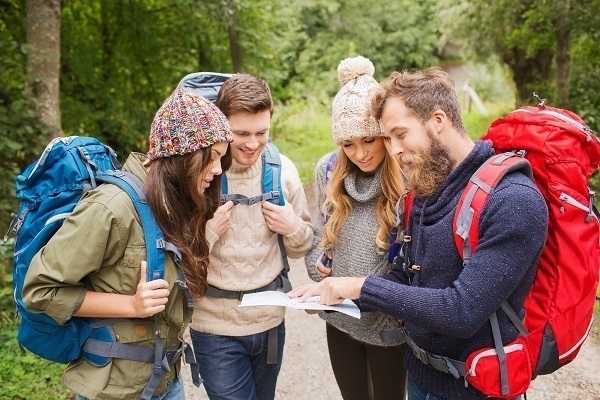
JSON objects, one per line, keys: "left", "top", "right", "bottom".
{"left": 371, "top": 67, "right": 466, "bottom": 135}
{"left": 216, "top": 74, "right": 273, "bottom": 117}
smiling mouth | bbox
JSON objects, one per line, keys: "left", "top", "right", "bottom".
{"left": 240, "top": 149, "right": 256, "bottom": 156}
{"left": 357, "top": 158, "right": 372, "bottom": 164}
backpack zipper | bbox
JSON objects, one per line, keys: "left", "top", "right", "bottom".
{"left": 512, "top": 109, "right": 599, "bottom": 143}
{"left": 468, "top": 343, "right": 524, "bottom": 376}
{"left": 559, "top": 192, "right": 598, "bottom": 222}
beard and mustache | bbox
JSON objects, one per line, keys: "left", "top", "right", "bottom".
{"left": 399, "top": 127, "right": 455, "bottom": 198}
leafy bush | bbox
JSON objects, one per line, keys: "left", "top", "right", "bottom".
{"left": 0, "top": 323, "right": 73, "bottom": 400}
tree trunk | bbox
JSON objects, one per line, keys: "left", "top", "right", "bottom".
{"left": 228, "top": 7, "right": 244, "bottom": 73}
{"left": 504, "top": 48, "right": 554, "bottom": 107}
{"left": 555, "top": 0, "right": 571, "bottom": 108}
{"left": 26, "top": 0, "right": 63, "bottom": 137}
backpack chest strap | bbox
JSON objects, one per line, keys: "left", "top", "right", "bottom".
{"left": 220, "top": 191, "right": 280, "bottom": 206}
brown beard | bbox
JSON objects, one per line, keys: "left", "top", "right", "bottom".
{"left": 401, "top": 127, "right": 455, "bottom": 198}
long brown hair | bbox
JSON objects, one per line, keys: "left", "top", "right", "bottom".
{"left": 320, "top": 143, "right": 405, "bottom": 252}
{"left": 145, "top": 146, "right": 232, "bottom": 298}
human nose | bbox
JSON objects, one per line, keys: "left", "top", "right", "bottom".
{"left": 390, "top": 139, "right": 404, "bottom": 158}
{"left": 356, "top": 145, "right": 368, "bottom": 160}
{"left": 211, "top": 159, "right": 223, "bottom": 176}
{"left": 245, "top": 136, "right": 259, "bottom": 150}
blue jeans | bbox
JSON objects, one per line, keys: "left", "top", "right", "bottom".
{"left": 76, "top": 375, "right": 184, "bottom": 400}
{"left": 407, "top": 377, "right": 522, "bottom": 400}
{"left": 191, "top": 322, "right": 285, "bottom": 400}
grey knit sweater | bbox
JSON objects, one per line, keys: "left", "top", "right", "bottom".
{"left": 305, "top": 153, "right": 402, "bottom": 346}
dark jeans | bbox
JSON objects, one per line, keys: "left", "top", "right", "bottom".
{"left": 326, "top": 323, "right": 407, "bottom": 400}
{"left": 191, "top": 322, "right": 285, "bottom": 400}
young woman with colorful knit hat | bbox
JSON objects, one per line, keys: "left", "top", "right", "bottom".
{"left": 22, "top": 87, "right": 233, "bottom": 400}
{"left": 304, "top": 55, "right": 408, "bottom": 400}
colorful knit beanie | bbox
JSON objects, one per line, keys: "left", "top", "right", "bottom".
{"left": 331, "top": 55, "right": 382, "bottom": 145}
{"left": 148, "top": 87, "right": 233, "bottom": 160}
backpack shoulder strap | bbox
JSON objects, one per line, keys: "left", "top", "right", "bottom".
{"left": 96, "top": 170, "right": 178, "bottom": 282}
{"left": 453, "top": 152, "right": 533, "bottom": 263}
{"left": 220, "top": 142, "right": 284, "bottom": 206}
{"left": 262, "top": 142, "right": 284, "bottom": 206}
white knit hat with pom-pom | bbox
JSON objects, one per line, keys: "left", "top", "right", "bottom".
{"left": 332, "top": 55, "right": 382, "bottom": 145}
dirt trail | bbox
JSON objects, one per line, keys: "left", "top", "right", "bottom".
{"left": 182, "top": 182, "right": 600, "bottom": 399}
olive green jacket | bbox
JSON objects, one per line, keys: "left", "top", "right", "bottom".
{"left": 22, "top": 153, "right": 193, "bottom": 400}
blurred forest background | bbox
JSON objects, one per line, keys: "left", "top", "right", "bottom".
{"left": 1, "top": 0, "right": 599, "bottom": 398}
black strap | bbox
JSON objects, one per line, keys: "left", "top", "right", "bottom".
{"left": 380, "top": 327, "right": 465, "bottom": 379}
{"left": 267, "top": 326, "right": 279, "bottom": 365}
{"left": 206, "top": 274, "right": 291, "bottom": 301}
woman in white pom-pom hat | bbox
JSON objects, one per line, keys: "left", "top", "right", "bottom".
{"left": 303, "top": 55, "right": 408, "bottom": 400}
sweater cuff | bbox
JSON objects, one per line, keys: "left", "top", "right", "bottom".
{"left": 205, "top": 226, "right": 219, "bottom": 252}
{"left": 359, "top": 275, "right": 402, "bottom": 313}
{"left": 284, "top": 217, "right": 305, "bottom": 241}
{"left": 46, "top": 286, "right": 88, "bottom": 325}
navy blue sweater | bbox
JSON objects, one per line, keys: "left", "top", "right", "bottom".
{"left": 359, "top": 140, "right": 548, "bottom": 400}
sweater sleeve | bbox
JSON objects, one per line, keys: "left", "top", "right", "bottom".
{"left": 359, "top": 180, "right": 548, "bottom": 338}
{"left": 280, "top": 155, "right": 314, "bottom": 259}
{"left": 304, "top": 154, "right": 331, "bottom": 282}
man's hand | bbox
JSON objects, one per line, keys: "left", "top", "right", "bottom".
{"left": 130, "top": 261, "right": 170, "bottom": 318}
{"left": 287, "top": 276, "right": 367, "bottom": 305}
{"left": 261, "top": 201, "right": 300, "bottom": 236}
{"left": 206, "top": 201, "right": 234, "bottom": 238}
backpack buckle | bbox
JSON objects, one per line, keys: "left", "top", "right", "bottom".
{"left": 533, "top": 92, "right": 547, "bottom": 109}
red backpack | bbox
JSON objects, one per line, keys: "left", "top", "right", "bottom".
{"left": 400, "top": 102, "right": 600, "bottom": 398}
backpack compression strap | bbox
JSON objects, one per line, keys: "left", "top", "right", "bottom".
{"left": 96, "top": 170, "right": 201, "bottom": 399}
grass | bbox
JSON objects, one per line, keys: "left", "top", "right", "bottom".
{"left": 0, "top": 322, "right": 74, "bottom": 400}
{"left": 272, "top": 101, "right": 335, "bottom": 184}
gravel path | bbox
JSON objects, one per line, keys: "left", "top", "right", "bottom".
{"left": 182, "top": 182, "right": 600, "bottom": 399}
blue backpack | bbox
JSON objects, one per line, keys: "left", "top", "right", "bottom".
{"left": 7, "top": 136, "right": 199, "bottom": 399}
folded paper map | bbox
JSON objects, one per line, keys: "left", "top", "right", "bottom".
{"left": 239, "top": 291, "right": 361, "bottom": 319}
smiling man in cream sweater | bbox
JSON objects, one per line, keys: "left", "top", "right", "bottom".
{"left": 189, "top": 74, "right": 313, "bottom": 400}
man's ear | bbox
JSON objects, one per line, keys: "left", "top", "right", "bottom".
{"left": 430, "top": 110, "right": 447, "bottom": 134}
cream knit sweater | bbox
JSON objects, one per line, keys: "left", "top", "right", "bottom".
{"left": 190, "top": 154, "right": 313, "bottom": 336}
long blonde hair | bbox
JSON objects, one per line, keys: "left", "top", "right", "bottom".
{"left": 320, "top": 142, "right": 405, "bottom": 252}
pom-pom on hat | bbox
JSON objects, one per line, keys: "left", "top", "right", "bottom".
{"left": 332, "top": 55, "right": 382, "bottom": 145}
{"left": 148, "top": 87, "right": 233, "bottom": 160}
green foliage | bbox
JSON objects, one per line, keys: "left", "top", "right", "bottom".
{"left": 0, "top": 322, "right": 73, "bottom": 400}
{"left": 462, "top": 103, "right": 514, "bottom": 140}
{"left": 0, "top": 239, "right": 15, "bottom": 315}
{"left": 287, "top": 0, "right": 441, "bottom": 102}
{"left": 272, "top": 102, "right": 335, "bottom": 183}
{"left": 0, "top": 93, "right": 49, "bottom": 228}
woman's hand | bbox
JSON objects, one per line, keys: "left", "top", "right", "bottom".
{"left": 317, "top": 250, "right": 333, "bottom": 278}
{"left": 130, "top": 261, "right": 170, "bottom": 318}
{"left": 206, "top": 201, "right": 234, "bottom": 238}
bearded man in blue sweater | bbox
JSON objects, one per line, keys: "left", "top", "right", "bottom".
{"left": 290, "top": 67, "right": 548, "bottom": 400}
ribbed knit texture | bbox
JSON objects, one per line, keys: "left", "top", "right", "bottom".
{"left": 305, "top": 153, "right": 402, "bottom": 346}
{"left": 191, "top": 154, "right": 313, "bottom": 336}
{"left": 359, "top": 140, "right": 548, "bottom": 400}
